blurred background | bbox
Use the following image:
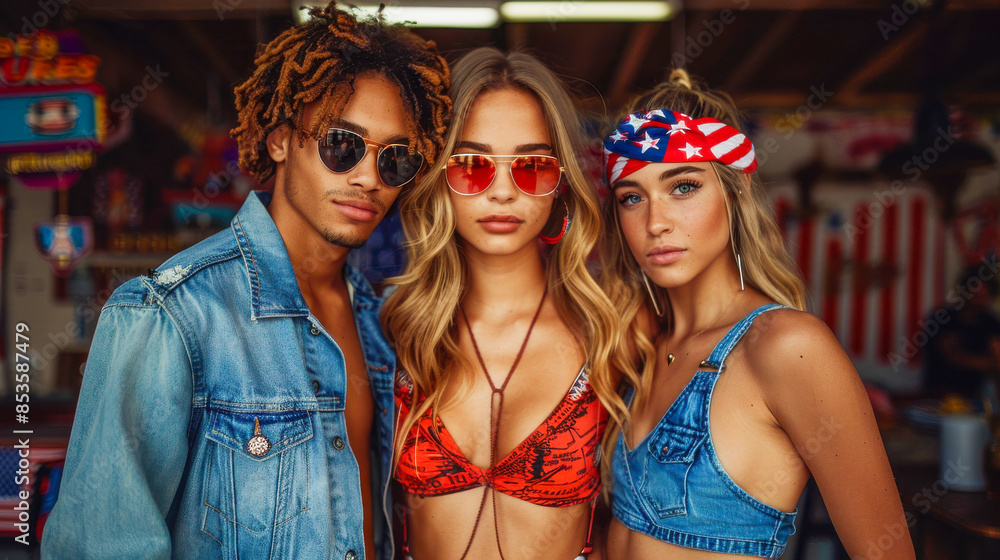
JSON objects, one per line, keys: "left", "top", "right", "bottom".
{"left": 1, "top": 0, "right": 999, "bottom": 557}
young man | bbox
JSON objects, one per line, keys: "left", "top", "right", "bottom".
{"left": 42, "top": 4, "right": 450, "bottom": 559}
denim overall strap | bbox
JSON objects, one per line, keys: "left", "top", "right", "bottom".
{"left": 700, "top": 304, "right": 789, "bottom": 373}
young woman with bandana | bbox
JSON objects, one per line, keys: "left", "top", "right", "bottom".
{"left": 600, "top": 70, "right": 915, "bottom": 560}
{"left": 381, "top": 48, "right": 635, "bottom": 560}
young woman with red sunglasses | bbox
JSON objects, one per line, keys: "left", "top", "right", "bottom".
{"left": 600, "top": 70, "right": 914, "bottom": 560}
{"left": 381, "top": 48, "right": 635, "bottom": 560}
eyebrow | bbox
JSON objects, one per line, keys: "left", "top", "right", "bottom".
{"left": 328, "top": 119, "right": 409, "bottom": 145}
{"left": 453, "top": 141, "right": 555, "bottom": 154}
{"left": 611, "top": 165, "right": 705, "bottom": 190}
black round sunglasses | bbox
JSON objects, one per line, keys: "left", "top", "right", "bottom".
{"left": 316, "top": 128, "right": 424, "bottom": 188}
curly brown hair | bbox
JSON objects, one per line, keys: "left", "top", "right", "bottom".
{"left": 231, "top": 2, "right": 452, "bottom": 183}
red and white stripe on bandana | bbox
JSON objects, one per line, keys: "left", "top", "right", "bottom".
{"left": 603, "top": 109, "right": 757, "bottom": 185}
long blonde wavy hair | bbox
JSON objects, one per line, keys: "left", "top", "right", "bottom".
{"left": 601, "top": 69, "right": 807, "bottom": 407}
{"left": 382, "top": 48, "right": 635, "bottom": 467}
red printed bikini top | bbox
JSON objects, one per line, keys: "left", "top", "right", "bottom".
{"left": 394, "top": 366, "right": 608, "bottom": 507}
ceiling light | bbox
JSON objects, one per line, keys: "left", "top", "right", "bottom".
{"left": 500, "top": 1, "right": 674, "bottom": 22}
{"left": 294, "top": 1, "right": 501, "bottom": 28}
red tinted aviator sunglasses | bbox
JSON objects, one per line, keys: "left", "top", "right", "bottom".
{"left": 444, "top": 154, "right": 564, "bottom": 196}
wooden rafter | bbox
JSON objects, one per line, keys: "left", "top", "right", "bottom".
{"left": 736, "top": 91, "right": 1000, "bottom": 109}
{"left": 607, "top": 22, "right": 661, "bottom": 105}
{"left": 837, "top": 20, "right": 929, "bottom": 103}
{"left": 723, "top": 11, "right": 801, "bottom": 92}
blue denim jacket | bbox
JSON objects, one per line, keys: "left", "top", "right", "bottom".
{"left": 43, "top": 191, "right": 397, "bottom": 560}
{"left": 612, "top": 304, "right": 797, "bottom": 559}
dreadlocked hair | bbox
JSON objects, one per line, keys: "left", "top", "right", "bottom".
{"left": 231, "top": 1, "right": 452, "bottom": 183}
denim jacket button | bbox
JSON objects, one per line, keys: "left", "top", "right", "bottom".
{"left": 661, "top": 444, "right": 670, "bottom": 455}
{"left": 309, "top": 324, "right": 320, "bottom": 336}
{"left": 312, "top": 380, "right": 321, "bottom": 394}
{"left": 345, "top": 551, "right": 357, "bottom": 560}
{"left": 247, "top": 417, "right": 271, "bottom": 457}
{"left": 333, "top": 436, "right": 345, "bottom": 450}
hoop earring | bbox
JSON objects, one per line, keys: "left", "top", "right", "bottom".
{"left": 540, "top": 197, "right": 571, "bottom": 245}
{"left": 737, "top": 253, "right": 745, "bottom": 291}
{"left": 641, "top": 272, "right": 664, "bottom": 317}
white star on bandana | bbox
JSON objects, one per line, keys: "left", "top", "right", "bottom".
{"left": 646, "top": 109, "right": 666, "bottom": 119}
{"left": 626, "top": 115, "right": 650, "bottom": 131}
{"left": 671, "top": 121, "right": 690, "bottom": 133}
{"left": 680, "top": 143, "right": 702, "bottom": 159}
{"left": 637, "top": 132, "right": 659, "bottom": 153}
{"left": 610, "top": 130, "right": 626, "bottom": 143}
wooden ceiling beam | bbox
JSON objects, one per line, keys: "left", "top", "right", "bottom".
{"left": 837, "top": 20, "right": 928, "bottom": 103}
{"left": 73, "top": 0, "right": 286, "bottom": 19}
{"left": 722, "top": 11, "right": 800, "bottom": 92}
{"left": 607, "top": 21, "right": 661, "bottom": 106}
{"left": 736, "top": 91, "right": 1000, "bottom": 109}
{"left": 178, "top": 21, "right": 242, "bottom": 87}
{"left": 504, "top": 23, "right": 529, "bottom": 50}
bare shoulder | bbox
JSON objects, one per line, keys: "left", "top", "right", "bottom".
{"left": 740, "top": 307, "right": 855, "bottom": 388}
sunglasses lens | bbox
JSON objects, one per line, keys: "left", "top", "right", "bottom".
{"left": 378, "top": 146, "right": 424, "bottom": 187}
{"left": 511, "top": 156, "right": 561, "bottom": 195}
{"left": 318, "top": 129, "right": 366, "bottom": 173}
{"left": 446, "top": 155, "right": 496, "bottom": 195}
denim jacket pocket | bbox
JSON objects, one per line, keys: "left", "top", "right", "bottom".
{"left": 638, "top": 424, "right": 706, "bottom": 519}
{"left": 201, "top": 408, "right": 313, "bottom": 556}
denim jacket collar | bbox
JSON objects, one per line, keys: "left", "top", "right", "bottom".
{"left": 232, "top": 190, "right": 379, "bottom": 320}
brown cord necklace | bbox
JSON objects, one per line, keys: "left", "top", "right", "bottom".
{"left": 456, "top": 285, "right": 548, "bottom": 560}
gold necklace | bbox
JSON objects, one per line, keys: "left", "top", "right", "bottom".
{"left": 666, "top": 290, "right": 743, "bottom": 366}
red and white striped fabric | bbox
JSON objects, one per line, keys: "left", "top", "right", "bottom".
{"left": 603, "top": 110, "right": 757, "bottom": 185}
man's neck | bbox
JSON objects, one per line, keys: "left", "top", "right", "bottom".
{"left": 268, "top": 193, "right": 351, "bottom": 298}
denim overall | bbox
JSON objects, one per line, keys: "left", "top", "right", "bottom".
{"left": 612, "top": 304, "right": 798, "bottom": 559}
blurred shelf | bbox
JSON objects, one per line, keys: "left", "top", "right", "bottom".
{"left": 81, "top": 251, "right": 174, "bottom": 268}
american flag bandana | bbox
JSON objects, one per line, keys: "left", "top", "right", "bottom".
{"left": 603, "top": 109, "right": 757, "bottom": 185}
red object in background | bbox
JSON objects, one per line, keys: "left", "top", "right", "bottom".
{"left": 0, "top": 446, "right": 66, "bottom": 539}
{"left": 865, "top": 383, "right": 897, "bottom": 425}
{"left": 796, "top": 216, "right": 814, "bottom": 289}
{"left": 850, "top": 204, "right": 871, "bottom": 356}
{"left": 822, "top": 238, "right": 843, "bottom": 333}
{"left": 907, "top": 197, "right": 927, "bottom": 366}
{"left": 877, "top": 204, "right": 898, "bottom": 364}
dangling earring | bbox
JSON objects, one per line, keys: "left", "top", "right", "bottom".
{"left": 737, "top": 253, "right": 745, "bottom": 291}
{"left": 540, "top": 197, "right": 571, "bottom": 245}
{"left": 640, "top": 272, "right": 664, "bottom": 317}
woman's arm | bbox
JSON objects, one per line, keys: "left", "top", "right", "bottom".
{"left": 751, "top": 310, "right": 916, "bottom": 560}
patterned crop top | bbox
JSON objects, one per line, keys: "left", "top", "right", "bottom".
{"left": 394, "top": 366, "right": 608, "bottom": 507}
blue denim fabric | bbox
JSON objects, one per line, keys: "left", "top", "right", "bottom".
{"left": 612, "top": 304, "right": 797, "bottom": 559}
{"left": 43, "top": 191, "right": 397, "bottom": 560}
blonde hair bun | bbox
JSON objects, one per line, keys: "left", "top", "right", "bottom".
{"left": 667, "top": 68, "right": 693, "bottom": 90}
